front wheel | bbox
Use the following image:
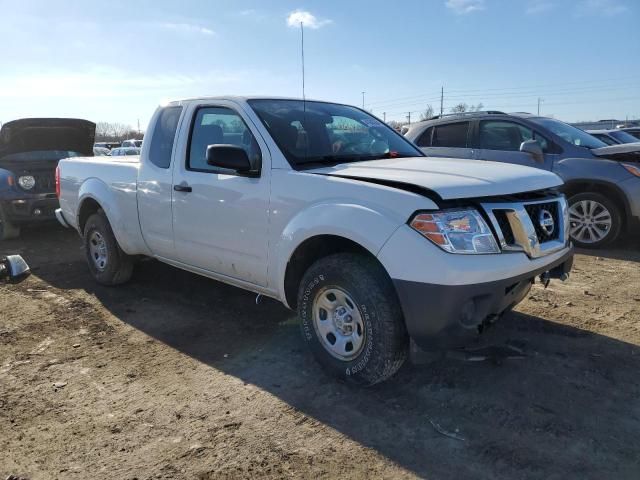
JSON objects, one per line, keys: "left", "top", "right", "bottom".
{"left": 297, "top": 253, "right": 408, "bottom": 385}
{"left": 83, "top": 212, "right": 133, "bottom": 285}
{"left": 568, "top": 192, "right": 622, "bottom": 248}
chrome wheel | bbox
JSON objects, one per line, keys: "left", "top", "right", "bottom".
{"left": 312, "top": 287, "right": 366, "bottom": 361}
{"left": 88, "top": 231, "right": 109, "bottom": 271}
{"left": 569, "top": 200, "right": 612, "bottom": 244}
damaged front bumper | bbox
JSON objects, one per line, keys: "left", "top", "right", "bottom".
{"left": 393, "top": 247, "right": 573, "bottom": 350}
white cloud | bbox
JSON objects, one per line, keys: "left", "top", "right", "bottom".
{"left": 445, "top": 0, "right": 485, "bottom": 14}
{"left": 158, "top": 22, "right": 215, "bottom": 36}
{"left": 286, "top": 10, "right": 332, "bottom": 29}
{"left": 577, "top": 0, "right": 628, "bottom": 16}
{"left": 526, "top": 1, "right": 556, "bottom": 14}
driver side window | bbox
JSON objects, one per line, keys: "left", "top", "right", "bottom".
{"left": 187, "top": 107, "right": 261, "bottom": 172}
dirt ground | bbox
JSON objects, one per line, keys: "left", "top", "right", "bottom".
{"left": 1, "top": 225, "right": 639, "bottom": 480}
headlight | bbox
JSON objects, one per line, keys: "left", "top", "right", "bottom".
{"left": 622, "top": 163, "right": 640, "bottom": 178}
{"left": 18, "top": 175, "right": 36, "bottom": 190}
{"left": 410, "top": 209, "right": 500, "bottom": 254}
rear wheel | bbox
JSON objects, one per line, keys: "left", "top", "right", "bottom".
{"left": 297, "top": 253, "right": 408, "bottom": 385}
{"left": 568, "top": 192, "right": 622, "bottom": 248}
{"left": 0, "top": 206, "right": 20, "bottom": 241}
{"left": 83, "top": 211, "right": 133, "bottom": 285}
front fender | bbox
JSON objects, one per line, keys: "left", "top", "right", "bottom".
{"left": 274, "top": 201, "right": 405, "bottom": 306}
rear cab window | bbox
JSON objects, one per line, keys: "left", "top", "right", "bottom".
{"left": 148, "top": 106, "right": 183, "bottom": 169}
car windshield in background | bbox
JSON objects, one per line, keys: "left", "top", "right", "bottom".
{"left": 248, "top": 99, "right": 423, "bottom": 167}
{"left": 610, "top": 130, "right": 640, "bottom": 144}
{"left": 0, "top": 150, "right": 83, "bottom": 161}
{"left": 530, "top": 118, "right": 607, "bottom": 149}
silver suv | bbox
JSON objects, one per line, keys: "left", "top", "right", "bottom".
{"left": 405, "top": 112, "right": 640, "bottom": 248}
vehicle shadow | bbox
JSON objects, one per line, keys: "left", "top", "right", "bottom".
{"left": 575, "top": 235, "right": 640, "bottom": 263}
{"left": 19, "top": 226, "right": 640, "bottom": 479}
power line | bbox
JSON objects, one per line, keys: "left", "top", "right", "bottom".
{"left": 366, "top": 75, "right": 640, "bottom": 109}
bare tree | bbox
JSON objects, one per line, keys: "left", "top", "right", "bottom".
{"left": 450, "top": 102, "right": 485, "bottom": 114}
{"left": 95, "top": 121, "right": 142, "bottom": 142}
{"left": 450, "top": 103, "right": 468, "bottom": 113}
{"left": 419, "top": 104, "right": 435, "bottom": 121}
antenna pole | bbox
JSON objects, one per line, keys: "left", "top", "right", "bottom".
{"left": 300, "top": 22, "right": 305, "bottom": 102}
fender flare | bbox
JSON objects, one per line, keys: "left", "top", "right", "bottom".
{"left": 273, "top": 201, "right": 404, "bottom": 306}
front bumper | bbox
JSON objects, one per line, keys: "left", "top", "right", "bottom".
{"left": 393, "top": 248, "right": 573, "bottom": 350}
{"left": 0, "top": 193, "right": 59, "bottom": 225}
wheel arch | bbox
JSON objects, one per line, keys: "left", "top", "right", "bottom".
{"left": 283, "top": 234, "right": 395, "bottom": 310}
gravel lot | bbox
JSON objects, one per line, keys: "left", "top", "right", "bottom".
{"left": 1, "top": 225, "right": 639, "bottom": 479}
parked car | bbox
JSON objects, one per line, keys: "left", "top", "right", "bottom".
{"left": 619, "top": 127, "right": 640, "bottom": 141}
{"left": 56, "top": 97, "right": 573, "bottom": 385}
{"left": 586, "top": 129, "right": 640, "bottom": 145}
{"left": 121, "top": 139, "right": 143, "bottom": 148}
{"left": 93, "top": 147, "right": 111, "bottom": 156}
{"left": 110, "top": 147, "right": 141, "bottom": 156}
{"left": 0, "top": 118, "right": 95, "bottom": 240}
{"left": 94, "top": 142, "right": 121, "bottom": 150}
{"left": 405, "top": 111, "right": 640, "bottom": 248}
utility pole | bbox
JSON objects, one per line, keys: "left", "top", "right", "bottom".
{"left": 361, "top": 91, "right": 365, "bottom": 109}
{"left": 537, "top": 98, "right": 543, "bottom": 116}
{"left": 406, "top": 112, "right": 411, "bottom": 125}
{"left": 137, "top": 119, "right": 140, "bottom": 135}
{"left": 440, "top": 86, "right": 444, "bottom": 116}
{"left": 383, "top": 112, "right": 386, "bottom": 122}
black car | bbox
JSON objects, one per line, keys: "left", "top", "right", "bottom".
{"left": 0, "top": 118, "right": 95, "bottom": 240}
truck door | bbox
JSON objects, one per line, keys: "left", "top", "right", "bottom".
{"left": 476, "top": 120, "right": 553, "bottom": 170}
{"left": 137, "top": 105, "right": 183, "bottom": 259}
{"left": 171, "top": 101, "right": 270, "bottom": 287}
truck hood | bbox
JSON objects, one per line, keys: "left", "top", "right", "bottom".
{"left": 590, "top": 143, "right": 640, "bottom": 162}
{"left": 0, "top": 118, "right": 96, "bottom": 160}
{"left": 306, "top": 157, "right": 563, "bottom": 200}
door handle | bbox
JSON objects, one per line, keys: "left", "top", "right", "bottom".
{"left": 173, "top": 184, "right": 192, "bottom": 193}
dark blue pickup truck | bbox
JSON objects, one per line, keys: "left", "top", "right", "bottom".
{"left": 0, "top": 118, "right": 95, "bottom": 240}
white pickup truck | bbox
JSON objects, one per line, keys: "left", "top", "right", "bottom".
{"left": 56, "top": 96, "right": 573, "bottom": 384}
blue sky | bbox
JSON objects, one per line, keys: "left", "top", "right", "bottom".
{"left": 1, "top": 0, "right": 638, "bottom": 129}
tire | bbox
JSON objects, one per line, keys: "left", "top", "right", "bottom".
{"left": 568, "top": 192, "right": 622, "bottom": 249}
{"left": 297, "top": 253, "right": 408, "bottom": 385}
{"left": 0, "top": 206, "right": 21, "bottom": 241}
{"left": 83, "top": 211, "right": 133, "bottom": 285}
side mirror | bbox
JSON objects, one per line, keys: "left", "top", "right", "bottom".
{"left": 206, "top": 145, "right": 254, "bottom": 174}
{"left": 1, "top": 255, "right": 30, "bottom": 284}
{"left": 520, "top": 139, "right": 544, "bottom": 162}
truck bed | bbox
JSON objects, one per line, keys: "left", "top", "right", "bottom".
{"left": 57, "top": 155, "right": 148, "bottom": 255}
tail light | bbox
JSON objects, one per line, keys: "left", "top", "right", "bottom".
{"left": 55, "top": 166, "right": 61, "bottom": 198}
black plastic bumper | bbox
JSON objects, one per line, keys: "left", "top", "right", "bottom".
{"left": 0, "top": 195, "right": 59, "bottom": 225}
{"left": 393, "top": 248, "right": 574, "bottom": 351}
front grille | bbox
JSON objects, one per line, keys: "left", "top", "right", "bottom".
{"left": 524, "top": 201, "right": 560, "bottom": 243}
{"left": 493, "top": 210, "right": 515, "bottom": 245}
{"left": 481, "top": 196, "right": 567, "bottom": 259}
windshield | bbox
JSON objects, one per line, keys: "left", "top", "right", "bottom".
{"left": 248, "top": 99, "right": 423, "bottom": 166}
{"left": 609, "top": 130, "right": 640, "bottom": 144}
{"left": 0, "top": 150, "right": 83, "bottom": 161}
{"left": 530, "top": 118, "right": 607, "bottom": 149}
